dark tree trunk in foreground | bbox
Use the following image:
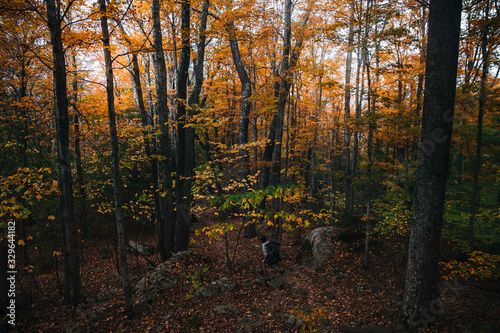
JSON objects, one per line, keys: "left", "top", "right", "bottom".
{"left": 99, "top": 0, "right": 133, "bottom": 316}
{"left": 151, "top": 0, "right": 175, "bottom": 259}
{"left": 45, "top": 0, "right": 80, "bottom": 305}
{"left": 402, "top": 0, "right": 462, "bottom": 327}
{"left": 175, "top": 0, "right": 192, "bottom": 252}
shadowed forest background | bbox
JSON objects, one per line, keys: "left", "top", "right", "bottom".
{"left": 0, "top": 0, "right": 499, "bottom": 331}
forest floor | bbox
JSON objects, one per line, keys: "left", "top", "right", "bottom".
{"left": 12, "top": 208, "right": 500, "bottom": 332}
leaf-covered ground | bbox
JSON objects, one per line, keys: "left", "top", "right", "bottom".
{"left": 13, "top": 210, "right": 500, "bottom": 332}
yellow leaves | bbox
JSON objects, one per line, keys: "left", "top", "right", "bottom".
{"left": 0, "top": 168, "right": 59, "bottom": 220}
{"left": 196, "top": 223, "right": 235, "bottom": 239}
{"left": 48, "top": 215, "right": 55, "bottom": 220}
{"left": 290, "top": 307, "right": 326, "bottom": 331}
{"left": 18, "top": 239, "right": 25, "bottom": 246}
{"left": 441, "top": 251, "right": 500, "bottom": 281}
{"left": 53, "top": 251, "right": 62, "bottom": 256}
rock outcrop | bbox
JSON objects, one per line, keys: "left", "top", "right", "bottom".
{"left": 295, "top": 227, "right": 336, "bottom": 270}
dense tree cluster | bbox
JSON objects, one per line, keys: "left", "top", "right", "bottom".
{"left": 0, "top": 0, "right": 499, "bottom": 327}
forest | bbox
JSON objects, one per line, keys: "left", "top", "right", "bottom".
{"left": 0, "top": 0, "right": 499, "bottom": 331}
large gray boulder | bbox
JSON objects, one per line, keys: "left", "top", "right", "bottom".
{"left": 295, "top": 227, "right": 336, "bottom": 270}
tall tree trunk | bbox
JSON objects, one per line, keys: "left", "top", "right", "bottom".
{"left": 226, "top": 14, "right": 256, "bottom": 238}
{"left": 362, "top": 0, "right": 375, "bottom": 268}
{"left": 185, "top": 0, "right": 209, "bottom": 209}
{"left": 115, "top": 21, "right": 164, "bottom": 260}
{"left": 260, "top": 2, "right": 312, "bottom": 190}
{"left": 270, "top": 0, "right": 292, "bottom": 189}
{"left": 402, "top": 0, "right": 462, "bottom": 326}
{"left": 151, "top": 0, "right": 175, "bottom": 258}
{"left": 468, "top": 4, "right": 490, "bottom": 250}
{"left": 188, "top": 0, "right": 209, "bottom": 109}
{"left": 168, "top": 19, "right": 179, "bottom": 166}
{"left": 186, "top": 0, "right": 209, "bottom": 207}
{"left": 144, "top": 54, "right": 155, "bottom": 118}
{"left": 132, "top": 53, "right": 163, "bottom": 257}
{"left": 44, "top": 0, "right": 80, "bottom": 305}
{"left": 99, "top": 0, "right": 133, "bottom": 316}
{"left": 349, "top": 25, "right": 365, "bottom": 224}
{"left": 310, "top": 74, "right": 323, "bottom": 198}
{"left": 71, "top": 54, "right": 87, "bottom": 237}
{"left": 344, "top": 15, "right": 355, "bottom": 221}
{"left": 71, "top": 55, "right": 85, "bottom": 203}
{"left": 175, "top": 0, "right": 192, "bottom": 252}
{"left": 363, "top": 61, "right": 374, "bottom": 268}
{"left": 412, "top": 5, "right": 427, "bottom": 161}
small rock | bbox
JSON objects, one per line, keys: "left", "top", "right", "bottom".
{"left": 128, "top": 240, "right": 155, "bottom": 256}
{"left": 329, "top": 269, "right": 349, "bottom": 278}
{"left": 194, "top": 283, "right": 220, "bottom": 298}
{"left": 286, "top": 314, "right": 305, "bottom": 328}
{"left": 255, "top": 277, "right": 272, "bottom": 286}
{"left": 269, "top": 277, "right": 284, "bottom": 289}
{"left": 238, "top": 318, "right": 261, "bottom": 329}
{"left": 286, "top": 314, "right": 298, "bottom": 325}
{"left": 65, "top": 321, "right": 81, "bottom": 333}
{"left": 135, "top": 261, "right": 177, "bottom": 295}
{"left": 195, "top": 277, "right": 236, "bottom": 298}
{"left": 356, "top": 284, "right": 370, "bottom": 293}
{"left": 225, "top": 304, "right": 240, "bottom": 314}
{"left": 213, "top": 305, "right": 228, "bottom": 314}
{"left": 215, "top": 277, "right": 236, "bottom": 292}
{"left": 213, "top": 304, "right": 239, "bottom": 317}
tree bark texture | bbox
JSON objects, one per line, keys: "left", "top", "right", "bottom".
{"left": 151, "top": 0, "right": 175, "bottom": 258}
{"left": 45, "top": 0, "right": 80, "bottom": 305}
{"left": 226, "top": 17, "right": 256, "bottom": 238}
{"left": 402, "top": 0, "right": 462, "bottom": 326}
{"left": 260, "top": 0, "right": 311, "bottom": 189}
{"left": 131, "top": 53, "right": 164, "bottom": 258}
{"left": 99, "top": 0, "right": 134, "bottom": 315}
{"left": 175, "top": 0, "right": 192, "bottom": 252}
{"left": 344, "top": 11, "right": 354, "bottom": 222}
